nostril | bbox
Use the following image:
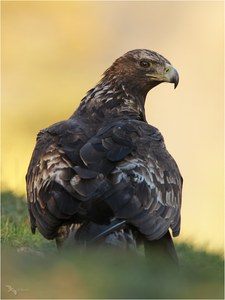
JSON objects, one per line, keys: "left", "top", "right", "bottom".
{"left": 165, "top": 67, "right": 170, "bottom": 73}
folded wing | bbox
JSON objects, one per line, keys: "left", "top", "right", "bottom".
{"left": 26, "top": 118, "right": 182, "bottom": 242}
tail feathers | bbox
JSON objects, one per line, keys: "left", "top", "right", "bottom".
{"left": 104, "top": 228, "right": 137, "bottom": 251}
{"left": 144, "top": 230, "right": 179, "bottom": 265}
{"left": 56, "top": 224, "right": 178, "bottom": 265}
{"left": 56, "top": 220, "right": 137, "bottom": 252}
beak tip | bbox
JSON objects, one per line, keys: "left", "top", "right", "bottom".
{"left": 164, "top": 64, "right": 179, "bottom": 89}
{"left": 173, "top": 72, "right": 179, "bottom": 89}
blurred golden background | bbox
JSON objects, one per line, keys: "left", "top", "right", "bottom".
{"left": 2, "top": 1, "right": 223, "bottom": 252}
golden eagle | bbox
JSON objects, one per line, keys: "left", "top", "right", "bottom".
{"left": 26, "top": 49, "right": 182, "bottom": 262}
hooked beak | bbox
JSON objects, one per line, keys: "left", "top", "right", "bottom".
{"left": 163, "top": 63, "right": 179, "bottom": 89}
{"left": 146, "top": 63, "right": 179, "bottom": 89}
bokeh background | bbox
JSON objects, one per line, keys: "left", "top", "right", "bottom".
{"left": 2, "top": 1, "right": 224, "bottom": 253}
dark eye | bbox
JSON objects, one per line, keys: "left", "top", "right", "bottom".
{"left": 140, "top": 60, "right": 151, "bottom": 68}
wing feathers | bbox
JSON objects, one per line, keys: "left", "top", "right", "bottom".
{"left": 26, "top": 119, "right": 182, "bottom": 242}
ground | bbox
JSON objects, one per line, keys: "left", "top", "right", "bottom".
{"left": 1, "top": 191, "right": 224, "bottom": 299}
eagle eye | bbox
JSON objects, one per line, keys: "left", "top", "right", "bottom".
{"left": 140, "top": 60, "right": 151, "bottom": 68}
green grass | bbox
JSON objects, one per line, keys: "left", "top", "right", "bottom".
{"left": 1, "top": 191, "right": 55, "bottom": 252}
{"left": 1, "top": 191, "right": 224, "bottom": 299}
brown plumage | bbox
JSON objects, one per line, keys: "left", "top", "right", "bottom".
{"left": 26, "top": 49, "right": 182, "bottom": 262}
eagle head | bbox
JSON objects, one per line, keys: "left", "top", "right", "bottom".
{"left": 103, "top": 49, "right": 179, "bottom": 96}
